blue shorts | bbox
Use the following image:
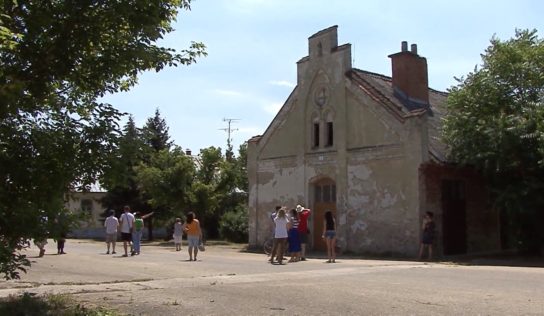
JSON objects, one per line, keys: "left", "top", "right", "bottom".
{"left": 325, "top": 230, "right": 336, "bottom": 239}
{"left": 187, "top": 235, "right": 200, "bottom": 247}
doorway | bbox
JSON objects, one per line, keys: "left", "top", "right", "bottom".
{"left": 442, "top": 180, "right": 467, "bottom": 255}
{"left": 312, "top": 178, "right": 336, "bottom": 251}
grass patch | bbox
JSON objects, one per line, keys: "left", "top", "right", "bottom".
{"left": 0, "top": 292, "right": 123, "bottom": 316}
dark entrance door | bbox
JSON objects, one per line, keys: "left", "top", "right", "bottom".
{"left": 442, "top": 180, "right": 467, "bottom": 255}
{"left": 312, "top": 178, "right": 336, "bottom": 251}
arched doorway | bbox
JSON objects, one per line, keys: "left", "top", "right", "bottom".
{"left": 312, "top": 177, "right": 336, "bottom": 251}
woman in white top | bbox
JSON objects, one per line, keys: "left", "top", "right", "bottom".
{"left": 271, "top": 208, "right": 290, "bottom": 265}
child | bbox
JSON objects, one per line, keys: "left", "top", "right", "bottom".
{"left": 173, "top": 218, "right": 183, "bottom": 251}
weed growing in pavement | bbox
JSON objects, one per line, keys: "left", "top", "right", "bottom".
{"left": 0, "top": 292, "right": 123, "bottom": 316}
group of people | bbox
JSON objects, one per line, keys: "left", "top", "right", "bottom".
{"left": 104, "top": 206, "right": 203, "bottom": 261}
{"left": 104, "top": 205, "right": 154, "bottom": 257}
{"left": 268, "top": 204, "right": 338, "bottom": 264}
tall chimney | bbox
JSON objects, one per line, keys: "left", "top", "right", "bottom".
{"left": 388, "top": 42, "right": 429, "bottom": 106}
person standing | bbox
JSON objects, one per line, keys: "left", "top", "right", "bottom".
{"left": 296, "top": 205, "right": 311, "bottom": 261}
{"left": 173, "top": 218, "right": 183, "bottom": 251}
{"left": 418, "top": 212, "right": 435, "bottom": 261}
{"left": 54, "top": 212, "right": 68, "bottom": 255}
{"left": 322, "top": 210, "right": 336, "bottom": 263}
{"left": 268, "top": 205, "right": 282, "bottom": 262}
{"left": 182, "top": 212, "right": 202, "bottom": 261}
{"left": 34, "top": 213, "right": 49, "bottom": 257}
{"left": 131, "top": 212, "right": 154, "bottom": 256}
{"left": 288, "top": 209, "right": 301, "bottom": 262}
{"left": 119, "top": 205, "right": 135, "bottom": 257}
{"left": 272, "top": 207, "right": 290, "bottom": 265}
{"left": 104, "top": 210, "right": 119, "bottom": 255}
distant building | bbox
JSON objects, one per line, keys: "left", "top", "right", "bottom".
{"left": 65, "top": 190, "right": 107, "bottom": 238}
{"left": 247, "top": 26, "right": 501, "bottom": 257}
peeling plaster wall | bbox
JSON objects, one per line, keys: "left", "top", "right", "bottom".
{"left": 344, "top": 156, "right": 420, "bottom": 256}
{"left": 248, "top": 27, "right": 426, "bottom": 256}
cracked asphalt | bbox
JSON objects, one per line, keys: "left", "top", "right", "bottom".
{"left": 1, "top": 239, "right": 543, "bottom": 315}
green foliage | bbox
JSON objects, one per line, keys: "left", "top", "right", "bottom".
{"left": 219, "top": 205, "right": 249, "bottom": 243}
{"left": 0, "top": 0, "right": 205, "bottom": 279}
{"left": 443, "top": 29, "right": 544, "bottom": 252}
{"left": 0, "top": 292, "right": 122, "bottom": 316}
{"left": 135, "top": 147, "right": 196, "bottom": 220}
{"left": 142, "top": 108, "right": 172, "bottom": 154}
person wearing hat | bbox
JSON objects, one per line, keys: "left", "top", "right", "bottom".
{"left": 296, "top": 205, "right": 311, "bottom": 261}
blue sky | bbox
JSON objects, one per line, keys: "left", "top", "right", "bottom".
{"left": 103, "top": 0, "right": 544, "bottom": 154}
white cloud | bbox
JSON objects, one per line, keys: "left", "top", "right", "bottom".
{"left": 213, "top": 89, "right": 244, "bottom": 97}
{"left": 269, "top": 80, "right": 296, "bottom": 88}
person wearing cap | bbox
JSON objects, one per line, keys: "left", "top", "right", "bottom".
{"left": 104, "top": 210, "right": 119, "bottom": 255}
{"left": 296, "top": 204, "right": 311, "bottom": 261}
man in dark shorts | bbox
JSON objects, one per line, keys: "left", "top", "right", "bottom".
{"left": 297, "top": 205, "right": 311, "bottom": 261}
{"left": 119, "top": 205, "right": 135, "bottom": 257}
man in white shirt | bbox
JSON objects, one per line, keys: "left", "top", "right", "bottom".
{"left": 104, "top": 210, "right": 119, "bottom": 254}
{"left": 119, "top": 205, "right": 135, "bottom": 257}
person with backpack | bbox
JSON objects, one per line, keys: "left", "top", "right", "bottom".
{"left": 131, "top": 211, "right": 154, "bottom": 256}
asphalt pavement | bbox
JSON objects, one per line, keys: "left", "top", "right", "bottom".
{"left": 1, "top": 239, "right": 543, "bottom": 315}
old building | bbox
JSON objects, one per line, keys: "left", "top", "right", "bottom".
{"left": 247, "top": 26, "right": 501, "bottom": 257}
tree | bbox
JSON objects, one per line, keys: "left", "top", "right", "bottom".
{"left": 101, "top": 116, "right": 149, "bottom": 219}
{"left": 135, "top": 147, "right": 196, "bottom": 221}
{"left": 443, "top": 29, "right": 544, "bottom": 252}
{"left": 140, "top": 108, "right": 174, "bottom": 239}
{"left": 142, "top": 108, "right": 173, "bottom": 155}
{"left": 0, "top": 0, "right": 206, "bottom": 279}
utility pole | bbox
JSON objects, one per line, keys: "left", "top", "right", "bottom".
{"left": 219, "top": 118, "right": 239, "bottom": 148}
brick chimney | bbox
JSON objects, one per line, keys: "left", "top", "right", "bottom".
{"left": 388, "top": 41, "right": 429, "bottom": 107}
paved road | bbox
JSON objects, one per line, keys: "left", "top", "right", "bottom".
{"left": 1, "top": 239, "right": 544, "bottom": 315}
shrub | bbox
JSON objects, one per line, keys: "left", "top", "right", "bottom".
{"left": 218, "top": 206, "right": 248, "bottom": 243}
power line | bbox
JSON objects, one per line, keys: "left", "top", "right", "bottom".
{"left": 218, "top": 118, "right": 239, "bottom": 147}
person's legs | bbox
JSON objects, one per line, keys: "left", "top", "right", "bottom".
{"left": 112, "top": 238, "right": 116, "bottom": 254}
{"left": 277, "top": 238, "right": 286, "bottom": 263}
{"left": 187, "top": 246, "right": 193, "bottom": 260}
{"left": 58, "top": 239, "right": 65, "bottom": 254}
{"left": 418, "top": 243, "right": 424, "bottom": 260}
{"left": 325, "top": 238, "right": 331, "bottom": 262}
{"left": 331, "top": 237, "right": 336, "bottom": 262}
{"left": 132, "top": 231, "right": 141, "bottom": 255}
{"left": 193, "top": 247, "right": 198, "bottom": 261}
{"left": 301, "top": 243, "right": 306, "bottom": 260}
{"left": 269, "top": 238, "right": 279, "bottom": 262}
{"left": 428, "top": 245, "right": 433, "bottom": 260}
